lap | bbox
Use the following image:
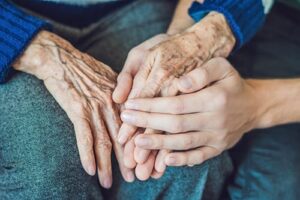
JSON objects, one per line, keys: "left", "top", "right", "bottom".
{"left": 0, "top": 73, "right": 101, "bottom": 199}
{"left": 228, "top": 3, "right": 300, "bottom": 199}
{"left": 0, "top": 73, "right": 232, "bottom": 200}
{"left": 1, "top": 0, "right": 232, "bottom": 199}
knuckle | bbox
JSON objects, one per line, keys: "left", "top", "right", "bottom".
{"left": 138, "top": 115, "right": 148, "bottom": 127}
{"left": 144, "top": 83, "right": 159, "bottom": 97}
{"left": 197, "top": 151, "right": 205, "bottom": 163}
{"left": 154, "top": 137, "right": 163, "bottom": 148}
{"left": 215, "top": 90, "right": 228, "bottom": 109}
{"left": 95, "top": 139, "right": 112, "bottom": 151}
{"left": 215, "top": 115, "right": 227, "bottom": 129}
{"left": 214, "top": 57, "right": 227, "bottom": 64}
{"left": 170, "top": 117, "right": 184, "bottom": 133}
{"left": 172, "top": 98, "right": 185, "bottom": 114}
{"left": 182, "top": 137, "right": 194, "bottom": 149}
{"left": 128, "top": 47, "right": 141, "bottom": 58}
{"left": 117, "top": 73, "right": 125, "bottom": 83}
{"left": 103, "top": 95, "right": 113, "bottom": 105}
{"left": 198, "top": 67, "right": 209, "bottom": 86}
{"left": 73, "top": 102, "right": 87, "bottom": 116}
{"left": 216, "top": 130, "right": 228, "bottom": 142}
{"left": 79, "top": 134, "right": 93, "bottom": 148}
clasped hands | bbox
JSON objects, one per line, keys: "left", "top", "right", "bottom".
{"left": 15, "top": 12, "right": 261, "bottom": 189}
{"left": 113, "top": 12, "right": 240, "bottom": 181}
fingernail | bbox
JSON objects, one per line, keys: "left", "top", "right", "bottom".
{"left": 121, "top": 112, "right": 135, "bottom": 123}
{"left": 165, "top": 156, "right": 177, "bottom": 166}
{"left": 135, "top": 137, "right": 152, "bottom": 147}
{"left": 125, "top": 100, "right": 137, "bottom": 110}
{"left": 126, "top": 171, "right": 135, "bottom": 182}
{"left": 86, "top": 165, "right": 95, "bottom": 176}
{"left": 101, "top": 178, "right": 112, "bottom": 189}
{"left": 179, "top": 76, "right": 192, "bottom": 89}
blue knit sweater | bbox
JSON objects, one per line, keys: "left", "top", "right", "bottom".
{"left": 0, "top": 0, "right": 268, "bottom": 83}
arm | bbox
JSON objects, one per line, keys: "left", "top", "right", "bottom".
{"left": 12, "top": 30, "right": 135, "bottom": 187}
{"left": 114, "top": 0, "right": 269, "bottom": 180}
{"left": 188, "top": 0, "right": 267, "bottom": 50}
{"left": 1, "top": 0, "right": 133, "bottom": 186}
{"left": 250, "top": 79, "right": 300, "bottom": 128}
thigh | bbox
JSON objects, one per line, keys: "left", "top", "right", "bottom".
{"left": 105, "top": 152, "right": 232, "bottom": 200}
{"left": 228, "top": 3, "right": 300, "bottom": 200}
{"left": 0, "top": 73, "right": 102, "bottom": 200}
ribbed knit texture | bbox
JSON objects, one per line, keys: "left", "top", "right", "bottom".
{"left": 0, "top": 0, "right": 47, "bottom": 83}
{"left": 189, "top": 0, "right": 266, "bottom": 50}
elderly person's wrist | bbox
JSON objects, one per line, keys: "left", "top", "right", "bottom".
{"left": 184, "top": 11, "right": 236, "bottom": 57}
{"left": 13, "top": 31, "right": 80, "bottom": 81}
{"left": 13, "top": 31, "right": 52, "bottom": 75}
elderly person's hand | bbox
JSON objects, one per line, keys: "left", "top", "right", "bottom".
{"left": 113, "top": 12, "right": 236, "bottom": 180}
{"left": 122, "top": 57, "right": 262, "bottom": 166}
{"left": 13, "top": 31, "right": 134, "bottom": 188}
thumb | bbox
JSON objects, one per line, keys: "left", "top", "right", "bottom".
{"left": 178, "top": 57, "right": 234, "bottom": 93}
{"left": 113, "top": 49, "right": 144, "bottom": 103}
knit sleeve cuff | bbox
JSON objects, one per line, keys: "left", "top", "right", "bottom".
{"left": 188, "top": 0, "right": 266, "bottom": 50}
{"left": 0, "top": 0, "right": 48, "bottom": 83}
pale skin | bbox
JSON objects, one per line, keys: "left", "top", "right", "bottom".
{"left": 122, "top": 57, "right": 300, "bottom": 166}
{"left": 113, "top": 2, "right": 236, "bottom": 180}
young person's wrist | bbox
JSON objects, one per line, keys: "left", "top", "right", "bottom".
{"left": 246, "top": 79, "right": 300, "bottom": 129}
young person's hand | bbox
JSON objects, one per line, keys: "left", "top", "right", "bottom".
{"left": 13, "top": 31, "right": 134, "bottom": 188}
{"left": 122, "top": 57, "right": 263, "bottom": 166}
{"left": 113, "top": 12, "right": 236, "bottom": 180}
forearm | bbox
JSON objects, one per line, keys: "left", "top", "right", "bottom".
{"left": 249, "top": 79, "right": 300, "bottom": 129}
{"left": 167, "top": 0, "right": 199, "bottom": 35}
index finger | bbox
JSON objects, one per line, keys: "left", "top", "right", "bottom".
{"left": 125, "top": 90, "right": 212, "bottom": 114}
{"left": 134, "top": 132, "right": 210, "bottom": 150}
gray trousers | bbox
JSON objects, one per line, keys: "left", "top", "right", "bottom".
{"left": 0, "top": 1, "right": 232, "bottom": 199}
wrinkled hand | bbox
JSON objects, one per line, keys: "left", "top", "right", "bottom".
{"left": 14, "top": 31, "right": 134, "bottom": 188}
{"left": 113, "top": 12, "right": 236, "bottom": 180}
{"left": 123, "top": 58, "right": 261, "bottom": 166}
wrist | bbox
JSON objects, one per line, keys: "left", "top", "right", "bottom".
{"left": 12, "top": 31, "right": 71, "bottom": 80}
{"left": 246, "top": 79, "right": 300, "bottom": 129}
{"left": 185, "top": 12, "right": 236, "bottom": 57}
